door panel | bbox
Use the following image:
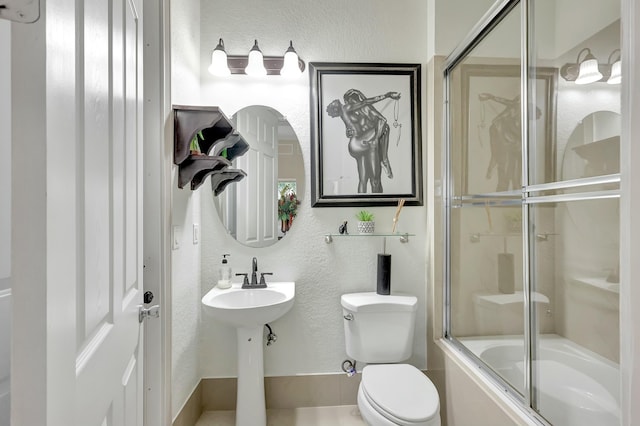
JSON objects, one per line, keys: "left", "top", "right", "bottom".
{"left": 235, "top": 107, "right": 278, "bottom": 247}
{"left": 67, "top": 0, "right": 144, "bottom": 424}
{"left": 10, "top": 0, "right": 143, "bottom": 423}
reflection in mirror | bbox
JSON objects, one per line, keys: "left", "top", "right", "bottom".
{"left": 561, "top": 110, "right": 620, "bottom": 181}
{"left": 561, "top": 111, "right": 620, "bottom": 258}
{"left": 213, "top": 106, "right": 305, "bottom": 247}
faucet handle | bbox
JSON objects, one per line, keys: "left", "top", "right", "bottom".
{"left": 259, "top": 272, "right": 273, "bottom": 286}
{"left": 236, "top": 273, "right": 249, "bottom": 287}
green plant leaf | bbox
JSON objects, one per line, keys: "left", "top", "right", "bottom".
{"left": 356, "top": 210, "right": 374, "bottom": 221}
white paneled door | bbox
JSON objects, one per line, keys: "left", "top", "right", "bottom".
{"left": 73, "top": 0, "right": 144, "bottom": 424}
{"left": 234, "top": 106, "right": 279, "bottom": 248}
{"left": 11, "top": 0, "right": 145, "bottom": 424}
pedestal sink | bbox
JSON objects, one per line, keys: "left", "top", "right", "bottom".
{"left": 201, "top": 282, "right": 295, "bottom": 426}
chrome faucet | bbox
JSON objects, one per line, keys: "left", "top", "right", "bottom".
{"left": 237, "top": 257, "right": 268, "bottom": 288}
{"left": 251, "top": 257, "right": 258, "bottom": 286}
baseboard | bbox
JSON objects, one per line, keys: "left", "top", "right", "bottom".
{"left": 172, "top": 381, "right": 203, "bottom": 426}
{"left": 173, "top": 372, "right": 362, "bottom": 424}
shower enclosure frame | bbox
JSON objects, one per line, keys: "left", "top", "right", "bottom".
{"left": 442, "top": 0, "right": 621, "bottom": 424}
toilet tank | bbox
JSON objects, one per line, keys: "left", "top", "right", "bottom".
{"left": 341, "top": 292, "right": 417, "bottom": 363}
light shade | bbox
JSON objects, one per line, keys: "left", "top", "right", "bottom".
{"left": 280, "top": 41, "right": 302, "bottom": 77}
{"left": 607, "top": 60, "right": 621, "bottom": 85}
{"left": 208, "top": 38, "right": 231, "bottom": 76}
{"left": 244, "top": 40, "right": 267, "bottom": 76}
{"left": 606, "top": 49, "right": 621, "bottom": 85}
{"left": 575, "top": 48, "right": 603, "bottom": 85}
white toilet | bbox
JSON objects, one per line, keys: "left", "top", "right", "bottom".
{"left": 341, "top": 292, "right": 441, "bottom": 426}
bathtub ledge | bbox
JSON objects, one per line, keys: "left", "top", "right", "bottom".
{"left": 436, "top": 338, "right": 545, "bottom": 426}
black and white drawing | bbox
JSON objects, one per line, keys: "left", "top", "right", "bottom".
{"left": 310, "top": 63, "right": 422, "bottom": 207}
{"left": 326, "top": 89, "right": 400, "bottom": 193}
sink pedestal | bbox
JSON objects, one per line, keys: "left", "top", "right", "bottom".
{"left": 235, "top": 326, "right": 267, "bottom": 426}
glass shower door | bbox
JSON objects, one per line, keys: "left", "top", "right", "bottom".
{"left": 444, "top": 0, "right": 622, "bottom": 424}
{"left": 528, "top": 1, "right": 621, "bottom": 423}
{"left": 446, "top": 1, "right": 527, "bottom": 396}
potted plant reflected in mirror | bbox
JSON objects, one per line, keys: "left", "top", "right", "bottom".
{"left": 190, "top": 131, "right": 205, "bottom": 156}
{"left": 278, "top": 184, "right": 300, "bottom": 234}
{"left": 356, "top": 210, "right": 375, "bottom": 234}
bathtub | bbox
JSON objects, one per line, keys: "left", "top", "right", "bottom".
{"left": 0, "top": 289, "right": 11, "bottom": 426}
{"left": 460, "top": 334, "right": 620, "bottom": 426}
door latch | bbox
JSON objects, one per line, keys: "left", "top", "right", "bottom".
{"left": 139, "top": 305, "right": 160, "bottom": 323}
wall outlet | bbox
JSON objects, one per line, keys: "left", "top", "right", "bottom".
{"left": 193, "top": 223, "right": 199, "bottom": 245}
{"left": 172, "top": 226, "right": 180, "bottom": 250}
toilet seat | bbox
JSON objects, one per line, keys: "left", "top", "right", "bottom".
{"left": 360, "top": 364, "right": 439, "bottom": 426}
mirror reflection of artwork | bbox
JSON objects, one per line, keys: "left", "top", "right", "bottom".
{"left": 213, "top": 106, "right": 304, "bottom": 248}
{"left": 462, "top": 65, "right": 557, "bottom": 194}
{"left": 479, "top": 94, "right": 542, "bottom": 191}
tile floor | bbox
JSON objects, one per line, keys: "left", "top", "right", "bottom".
{"left": 195, "top": 405, "right": 366, "bottom": 426}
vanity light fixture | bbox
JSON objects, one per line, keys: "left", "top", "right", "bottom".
{"left": 208, "top": 38, "right": 231, "bottom": 76}
{"left": 560, "top": 47, "right": 622, "bottom": 85}
{"left": 574, "top": 48, "right": 603, "bottom": 85}
{"left": 607, "top": 49, "right": 621, "bottom": 85}
{"left": 208, "top": 38, "right": 306, "bottom": 77}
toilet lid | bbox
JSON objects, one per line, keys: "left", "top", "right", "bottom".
{"left": 361, "top": 364, "right": 439, "bottom": 425}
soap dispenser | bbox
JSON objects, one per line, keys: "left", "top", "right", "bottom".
{"left": 217, "top": 254, "right": 232, "bottom": 289}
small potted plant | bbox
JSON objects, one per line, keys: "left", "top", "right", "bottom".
{"left": 356, "top": 210, "right": 375, "bottom": 234}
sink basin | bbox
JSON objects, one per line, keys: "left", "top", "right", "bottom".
{"left": 202, "top": 281, "right": 295, "bottom": 327}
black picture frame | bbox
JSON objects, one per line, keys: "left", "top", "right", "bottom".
{"left": 460, "top": 64, "right": 558, "bottom": 194}
{"left": 309, "top": 62, "right": 423, "bottom": 207}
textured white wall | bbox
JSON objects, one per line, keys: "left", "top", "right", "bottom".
{"left": 434, "top": 0, "right": 495, "bottom": 56}
{"left": 196, "top": 0, "right": 429, "bottom": 379}
{"left": 0, "top": 20, "right": 10, "bottom": 290}
{"left": 554, "top": 0, "right": 619, "bottom": 57}
{"left": 432, "top": 0, "right": 620, "bottom": 60}
{"left": 170, "top": 0, "right": 203, "bottom": 419}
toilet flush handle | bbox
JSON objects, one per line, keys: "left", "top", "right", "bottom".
{"left": 343, "top": 313, "right": 354, "bottom": 321}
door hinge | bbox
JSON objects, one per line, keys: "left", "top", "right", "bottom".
{"left": 139, "top": 305, "right": 160, "bottom": 323}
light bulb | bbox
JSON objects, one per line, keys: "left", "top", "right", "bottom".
{"left": 208, "top": 38, "right": 231, "bottom": 77}
{"left": 280, "top": 41, "right": 302, "bottom": 77}
{"left": 607, "top": 60, "right": 621, "bottom": 85}
{"left": 244, "top": 40, "right": 267, "bottom": 76}
{"left": 575, "top": 49, "right": 603, "bottom": 85}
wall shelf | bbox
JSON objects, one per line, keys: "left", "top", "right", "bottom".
{"left": 468, "top": 232, "right": 557, "bottom": 243}
{"left": 572, "top": 135, "right": 620, "bottom": 176}
{"left": 324, "top": 233, "right": 413, "bottom": 244}
{"left": 173, "top": 105, "right": 250, "bottom": 190}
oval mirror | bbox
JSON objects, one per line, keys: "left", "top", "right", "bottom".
{"left": 561, "top": 110, "right": 620, "bottom": 181}
{"left": 213, "top": 105, "right": 305, "bottom": 247}
{"left": 561, "top": 110, "right": 620, "bottom": 235}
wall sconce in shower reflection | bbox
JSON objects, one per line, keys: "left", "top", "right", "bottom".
{"left": 560, "top": 47, "right": 621, "bottom": 85}
{"left": 208, "top": 38, "right": 306, "bottom": 77}
{"left": 606, "top": 49, "right": 621, "bottom": 85}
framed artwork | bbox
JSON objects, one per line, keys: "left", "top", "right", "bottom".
{"left": 461, "top": 64, "right": 557, "bottom": 194}
{"left": 309, "top": 62, "right": 423, "bottom": 207}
